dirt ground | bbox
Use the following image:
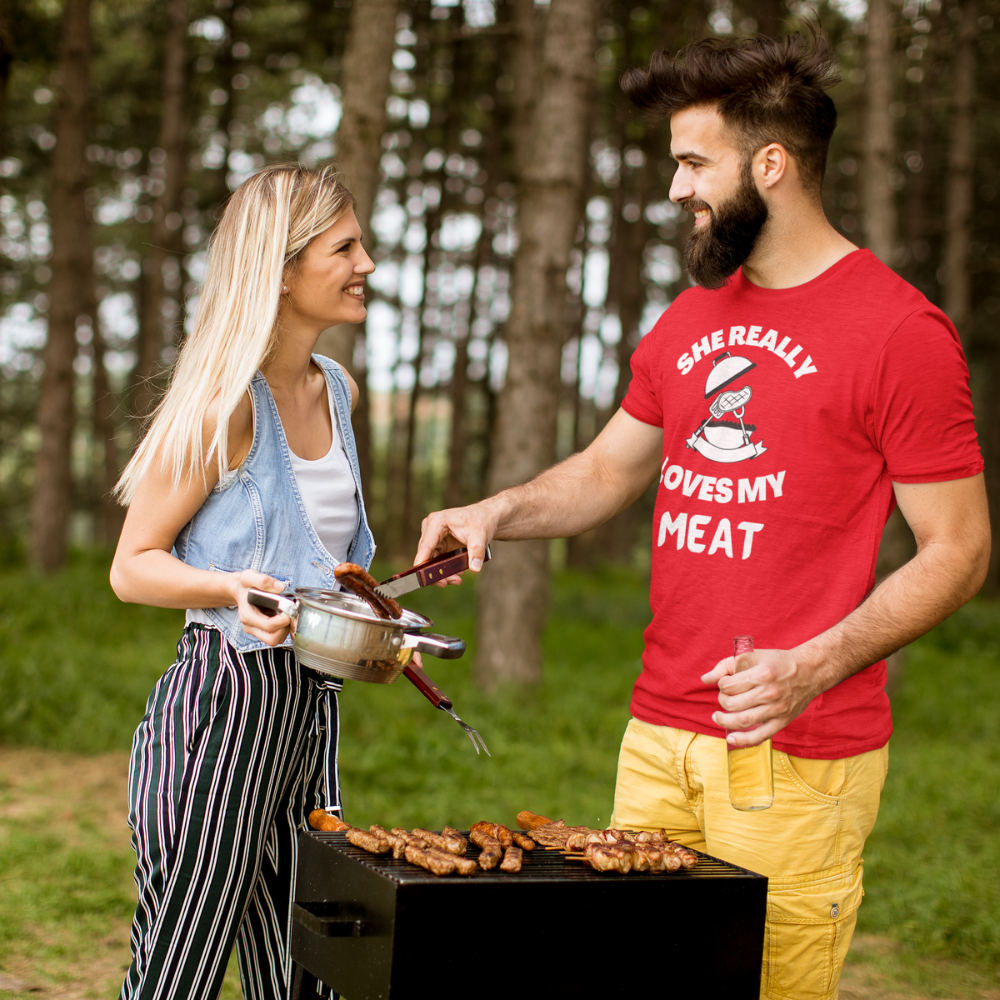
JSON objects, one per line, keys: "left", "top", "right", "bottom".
{"left": 0, "top": 747, "right": 996, "bottom": 1000}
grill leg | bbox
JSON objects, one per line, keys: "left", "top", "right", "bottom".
{"left": 290, "top": 961, "right": 338, "bottom": 999}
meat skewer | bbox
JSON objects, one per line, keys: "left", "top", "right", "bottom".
{"left": 334, "top": 562, "right": 403, "bottom": 619}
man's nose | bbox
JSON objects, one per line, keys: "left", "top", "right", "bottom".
{"left": 669, "top": 170, "right": 693, "bottom": 205}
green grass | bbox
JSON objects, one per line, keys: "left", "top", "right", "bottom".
{"left": 855, "top": 601, "right": 1000, "bottom": 973}
{"left": 1, "top": 551, "right": 999, "bottom": 988}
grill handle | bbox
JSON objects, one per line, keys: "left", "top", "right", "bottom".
{"left": 293, "top": 902, "right": 364, "bottom": 938}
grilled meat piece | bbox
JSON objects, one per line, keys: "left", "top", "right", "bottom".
{"left": 412, "top": 828, "right": 466, "bottom": 855}
{"left": 530, "top": 823, "right": 591, "bottom": 849}
{"left": 585, "top": 845, "right": 633, "bottom": 874}
{"left": 511, "top": 831, "right": 535, "bottom": 851}
{"left": 308, "top": 809, "right": 351, "bottom": 832}
{"left": 475, "top": 836, "right": 502, "bottom": 871}
{"left": 499, "top": 846, "right": 523, "bottom": 873}
{"left": 470, "top": 821, "right": 514, "bottom": 848}
{"left": 334, "top": 563, "right": 403, "bottom": 619}
{"left": 345, "top": 828, "right": 391, "bottom": 854}
{"left": 427, "top": 849, "right": 476, "bottom": 876}
{"left": 441, "top": 827, "right": 468, "bottom": 851}
{"left": 516, "top": 810, "right": 555, "bottom": 830}
{"left": 405, "top": 844, "right": 455, "bottom": 876}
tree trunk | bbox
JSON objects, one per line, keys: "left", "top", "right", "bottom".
{"left": 31, "top": 0, "right": 92, "bottom": 572}
{"left": 862, "top": 0, "right": 897, "bottom": 265}
{"left": 942, "top": 0, "right": 977, "bottom": 344}
{"left": 0, "top": 3, "right": 13, "bottom": 164}
{"left": 132, "top": 0, "right": 188, "bottom": 427}
{"left": 316, "top": 0, "right": 401, "bottom": 497}
{"left": 476, "top": 0, "right": 598, "bottom": 689}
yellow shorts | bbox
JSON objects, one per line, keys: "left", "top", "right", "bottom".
{"left": 610, "top": 719, "right": 889, "bottom": 1000}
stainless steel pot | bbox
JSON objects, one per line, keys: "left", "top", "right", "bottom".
{"left": 247, "top": 587, "right": 465, "bottom": 683}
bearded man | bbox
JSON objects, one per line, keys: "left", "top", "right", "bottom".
{"left": 414, "top": 28, "right": 989, "bottom": 999}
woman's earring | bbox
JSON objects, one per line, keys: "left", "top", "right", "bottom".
{"left": 281, "top": 285, "right": 288, "bottom": 293}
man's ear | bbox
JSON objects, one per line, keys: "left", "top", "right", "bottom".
{"left": 755, "top": 143, "right": 788, "bottom": 190}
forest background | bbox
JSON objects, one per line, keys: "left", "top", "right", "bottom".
{"left": 0, "top": 0, "right": 997, "bottom": 685}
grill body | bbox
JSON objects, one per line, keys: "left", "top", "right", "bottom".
{"left": 293, "top": 831, "right": 767, "bottom": 999}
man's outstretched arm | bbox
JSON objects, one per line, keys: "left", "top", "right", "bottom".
{"left": 703, "top": 472, "right": 991, "bottom": 747}
{"left": 414, "top": 409, "right": 665, "bottom": 571}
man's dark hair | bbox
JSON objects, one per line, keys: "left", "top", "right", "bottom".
{"left": 621, "top": 26, "right": 840, "bottom": 190}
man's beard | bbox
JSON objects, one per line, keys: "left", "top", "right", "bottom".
{"left": 683, "top": 168, "right": 768, "bottom": 290}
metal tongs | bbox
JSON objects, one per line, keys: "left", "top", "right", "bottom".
{"left": 402, "top": 660, "right": 491, "bottom": 757}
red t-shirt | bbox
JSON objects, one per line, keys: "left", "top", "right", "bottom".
{"left": 621, "top": 250, "right": 983, "bottom": 758}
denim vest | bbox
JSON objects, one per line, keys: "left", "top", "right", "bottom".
{"left": 173, "top": 355, "right": 375, "bottom": 653}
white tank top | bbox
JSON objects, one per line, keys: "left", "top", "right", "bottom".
{"left": 289, "top": 381, "right": 360, "bottom": 564}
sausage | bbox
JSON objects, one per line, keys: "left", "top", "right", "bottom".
{"left": 334, "top": 563, "right": 403, "bottom": 619}
{"left": 308, "top": 809, "right": 351, "bottom": 832}
{"left": 470, "top": 821, "right": 513, "bottom": 848}
{"left": 370, "top": 825, "right": 408, "bottom": 858}
{"left": 412, "top": 828, "right": 466, "bottom": 855}
{"left": 426, "top": 849, "right": 476, "bottom": 876}
{"left": 404, "top": 844, "right": 456, "bottom": 876}
{"left": 469, "top": 829, "right": 499, "bottom": 850}
{"left": 345, "top": 828, "right": 391, "bottom": 854}
{"left": 499, "top": 846, "right": 523, "bottom": 873}
{"left": 511, "top": 831, "right": 535, "bottom": 851}
{"left": 516, "top": 810, "right": 554, "bottom": 830}
{"left": 441, "top": 826, "right": 468, "bottom": 852}
{"left": 390, "top": 827, "right": 429, "bottom": 848}
{"left": 475, "top": 836, "right": 502, "bottom": 871}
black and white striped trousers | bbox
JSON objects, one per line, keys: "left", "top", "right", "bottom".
{"left": 121, "top": 625, "right": 342, "bottom": 1000}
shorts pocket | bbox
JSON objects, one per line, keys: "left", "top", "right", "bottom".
{"left": 762, "top": 860, "right": 864, "bottom": 1000}
{"left": 776, "top": 751, "right": 843, "bottom": 805}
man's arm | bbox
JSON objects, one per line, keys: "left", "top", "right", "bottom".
{"left": 414, "top": 409, "right": 664, "bottom": 570}
{"left": 703, "top": 473, "right": 991, "bottom": 747}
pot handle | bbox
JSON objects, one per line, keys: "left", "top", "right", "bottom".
{"left": 247, "top": 589, "right": 299, "bottom": 619}
{"left": 401, "top": 632, "right": 466, "bottom": 659}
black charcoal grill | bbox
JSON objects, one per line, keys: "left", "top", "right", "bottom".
{"left": 291, "top": 830, "right": 767, "bottom": 999}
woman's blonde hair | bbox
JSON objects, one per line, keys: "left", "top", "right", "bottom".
{"left": 115, "top": 163, "right": 355, "bottom": 504}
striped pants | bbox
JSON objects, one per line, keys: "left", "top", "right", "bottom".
{"left": 121, "top": 625, "right": 341, "bottom": 1000}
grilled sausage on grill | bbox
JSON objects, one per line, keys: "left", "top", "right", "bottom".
{"left": 511, "top": 831, "right": 535, "bottom": 851}
{"left": 333, "top": 563, "right": 403, "bottom": 619}
{"left": 472, "top": 833, "right": 502, "bottom": 871}
{"left": 516, "top": 810, "right": 555, "bottom": 830}
{"left": 404, "top": 844, "right": 455, "bottom": 875}
{"left": 345, "top": 828, "right": 391, "bottom": 854}
{"left": 412, "top": 828, "right": 466, "bottom": 855}
{"left": 441, "top": 826, "right": 468, "bottom": 851}
{"left": 470, "top": 821, "right": 513, "bottom": 849}
{"left": 308, "top": 809, "right": 351, "bottom": 832}
{"left": 499, "top": 846, "right": 523, "bottom": 873}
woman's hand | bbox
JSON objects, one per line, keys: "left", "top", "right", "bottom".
{"left": 235, "top": 570, "right": 293, "bottom": 646}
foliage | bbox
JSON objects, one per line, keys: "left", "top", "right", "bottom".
{"left": 7, "top": 0, "right": 999, "bottom": 564}
{"left": 1, "top": 554, "right": 998, "bottom": 975}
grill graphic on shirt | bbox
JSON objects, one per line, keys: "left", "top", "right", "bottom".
{"left": 686, "top": 352, "right": 767, "bottom": 463}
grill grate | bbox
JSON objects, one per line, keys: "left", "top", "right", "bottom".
{"left": 309, "top": 830, "right": 763, "bottom": 884}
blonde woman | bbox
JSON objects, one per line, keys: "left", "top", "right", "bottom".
{"left": 111, "top": 164, "right": 373, "bottom": 1000}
